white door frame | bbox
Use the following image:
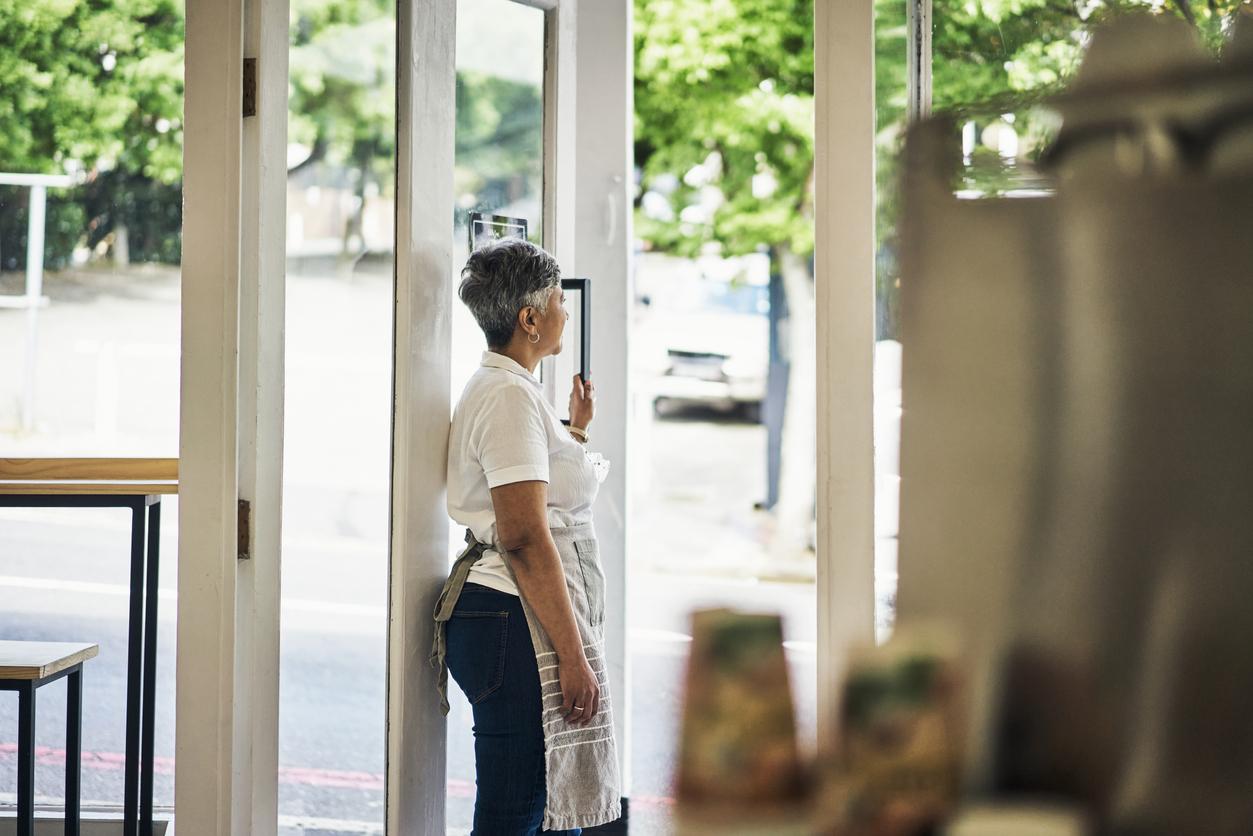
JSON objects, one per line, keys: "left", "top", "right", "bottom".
{"left": 385, "top": 0, "right": 458, "bottom": 832}
{"left": 543, "top": 0, "right": 577, "bottom": 268}
{"left": 177, "top": 0, "right": 288, "bottom": 832}
{"left": 813, "top": 0, "right": 878, "bottom": 743}
{"left": 553, "top": 0, "right": 635, "bottom": 799}
{"left": 234, "top": 0, "right": 290, "bottom": 830}
{"left": 177, "top": 1, "right": 243, "bottom": 826}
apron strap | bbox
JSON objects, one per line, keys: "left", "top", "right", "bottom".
{"left": 430, "top": 529, "right": 493, "bottom": 715}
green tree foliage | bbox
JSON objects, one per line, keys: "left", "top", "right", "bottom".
{"left": 636, "top": 0, "right": 1246, "bottom": 337}
{"left": 0, "top": 0, "right": 183, "bottom": 268}
{"left": 289, "top": 0, "right": 543, "bottom": 231}
{"left": 288, "top": 0, "right": 544, "bottom": 253}
{"left": 926, "top": 0, "right": 1243, "bottom": 199}
{"left": 289, "top": 0, "right": 395, "bottom": 190}
{"left": 933, "top": 0, "right": 1238, "bottom": 113}
{"left": 455, "top": 71, "right": 543, "bottom": 224}
{"left": 1, "top": 0, "right": 544, "bottom": 269}
{"left": 634, "top": 0, "right": 815, "bottom": 261}
{"left": 0, "top": 0, "right": 183, "bottom": 181}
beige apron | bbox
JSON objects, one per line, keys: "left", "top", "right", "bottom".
{"left": 431, "top": 523, "right": 622, "bottom": 831}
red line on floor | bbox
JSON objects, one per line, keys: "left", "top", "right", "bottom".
{"left": 0, "top": 744, "right": 676, "bottom": 805}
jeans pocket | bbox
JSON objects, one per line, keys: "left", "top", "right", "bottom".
{"left": 446, "top": 609, "right": 509, "bottom": 704}
{"left": 574, "top": 539, "right": 606, "bottom": 627}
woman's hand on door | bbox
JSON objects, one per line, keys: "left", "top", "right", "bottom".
{"left": 569, "top": 374, "right": 595, "bottom": 432}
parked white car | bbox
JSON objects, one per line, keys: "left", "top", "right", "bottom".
{"left": 635, "top": 278, "right": 769, "bottom": 418}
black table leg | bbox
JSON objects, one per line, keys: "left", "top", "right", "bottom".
{"left": 140, "top": 499, "right": 161, "bottom": 835}
{"left": 17, "top": 681, "right": 35, "bottom": 836}
{"left": 66, "top": 667, "right": 83, "bottom": 836}
{"left": 124, "top": 500, "right": 147, "bottom": 836}
{"left": 1, "top": 492, "right": 164, "bottom": 834}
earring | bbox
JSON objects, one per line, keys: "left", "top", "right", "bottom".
{"left": 528, "top": 332, "right": 540, "bottom": 344}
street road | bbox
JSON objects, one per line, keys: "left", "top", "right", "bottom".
{"left": 0, "top": 509, "right": 815, "bottom": 835}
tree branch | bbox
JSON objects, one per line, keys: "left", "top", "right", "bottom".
{"left": 287, "top": 137, "right": 327, "bottom": 176}
{"left": 1172, "top": 0, "right": 1198, "bottom": 27}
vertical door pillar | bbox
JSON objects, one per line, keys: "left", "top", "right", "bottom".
{"left": 542, "top": 0, "right": 580, "bottom": 406}
{"left": 570, "top": 0, "right": 633, "bottom": 794}
{"left": 234, "top": 0, "right": 289, "bottom": 832}
{"left": 543, "top": 1, "right": 579, "bottom": 269}
{"left": 387, "top": 0, "right": 457, "bottom": 832}
{"left": 177, "top": 0, "right": 244, "bottom": 831}
{"left": 178, "top": 0, "right": 287, "bottom": 831}
{"left": 813, "top": 0, "right": 877, "bottom": 744}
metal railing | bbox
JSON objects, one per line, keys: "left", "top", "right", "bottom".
{"left": 0, "top": 172, "right": 76, "bottom": 432}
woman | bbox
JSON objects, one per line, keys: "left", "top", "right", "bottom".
{"left": 431, "top": 238, "right": 621, "bottom": 835}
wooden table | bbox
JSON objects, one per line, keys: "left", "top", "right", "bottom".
{"left": 0, "top": 641, "right": 99, "bottom": 836}
{"left": 1, "top": 459, "right": 177, "bottom": 836}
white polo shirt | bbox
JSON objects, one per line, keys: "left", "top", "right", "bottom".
{"left": 447, "top": 351, "right": 601, "bottom": 595}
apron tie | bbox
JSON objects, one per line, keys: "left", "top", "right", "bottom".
{"left": 430, "top": 529, "right": 494, "bottom": 716}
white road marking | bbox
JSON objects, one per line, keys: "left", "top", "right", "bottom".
{"left": 0, "top": 574, "right": 173, "bottom": 600}
{"left": 0, "top": 508, "right": 388, "bottom": 555}
{"left": 0, "top": 576, "right": 819, "bottom": 652}
{"left": 0, "top": 574, "right": 383, "bottom": 619}
{"left": 629, "top": 628, "right": 692, "bottom": 644}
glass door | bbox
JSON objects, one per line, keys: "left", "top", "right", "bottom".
{"left": 281, "top": 0, "right": 396, "bottom": 832}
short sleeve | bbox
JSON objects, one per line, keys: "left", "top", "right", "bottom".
{"left": 471, "top": 383, "right": 550, "bottom": 488}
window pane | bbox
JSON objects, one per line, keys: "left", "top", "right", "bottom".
{"left": 931, "top": 0, "right": 1239, "bottom": 195}
{"left": 282, "top": 0, "right": 396, "bottom": 831}
{"left": 874, "top": 0, "right": 905, "bottom": 641}
{"left": 631, "top": 3, "right": 818, "bottom": 831}
{"left": 0, "top": 0, "right": 185, "bottom": 823}
{"left": 449, "top": 0, "right": 546, "bottom": 405}
{"left": 447, "top": 1, "right": 546, "bottom": 831}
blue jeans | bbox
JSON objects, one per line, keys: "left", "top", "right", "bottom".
{"left": 446, "top": 583, "right": 581, "bottom": 836}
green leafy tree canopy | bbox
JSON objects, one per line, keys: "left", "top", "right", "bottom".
{"left": 637, "top": 0, "right": 1247, "bottom": 271}
{"left": 635, "top": 0, "right": 815, "bottom": 261}
{"left": 0, "top": 0, "right": 183, "bottom": 183}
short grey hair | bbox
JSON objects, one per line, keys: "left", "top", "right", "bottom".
{"left": 458, "top": 238, "right": 562, "bottom": 348}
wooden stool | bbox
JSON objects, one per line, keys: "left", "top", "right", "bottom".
{"left": 0, "top": 641, "right": 99, "bottom": 836}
